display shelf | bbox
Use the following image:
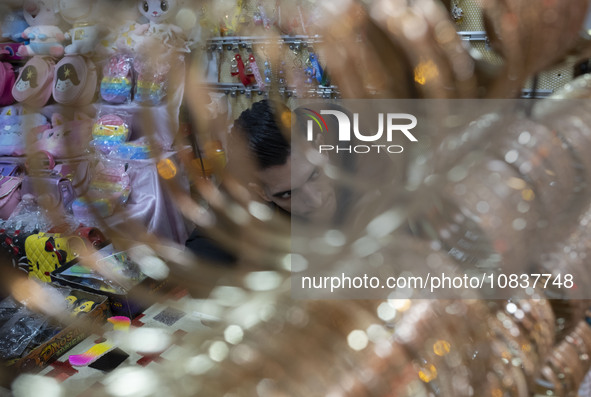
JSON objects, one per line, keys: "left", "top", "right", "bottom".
{"left": 198, "top": 82, "right": 340, "bottom": 99}
{"left": 205, "top": 34, "right": 323, "bottom": 51}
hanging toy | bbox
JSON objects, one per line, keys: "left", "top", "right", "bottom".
{"left": 306, "top": 52, "right": 329, "bottom": 86}
{"left": 451, "top": 0, "right": 464, "bottom": 24}
{"left": 230, "top": 50, "right": 255, "bottom": 87}
{"left": 264, "top": 60, "right": 272, "bottom": 85}
{"left": 248, "top": 52, "right": 265, "bottom": 90}
{"left": 277, "top": 59, "right": 287, "bottom": 87}
{"left": 256, "top": 3, "right": 273, "bottom": 30}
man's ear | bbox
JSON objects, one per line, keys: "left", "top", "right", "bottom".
{"left": 248, "top": 182, "right": 271, "bottom": 202}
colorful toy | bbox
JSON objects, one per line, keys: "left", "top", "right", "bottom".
{"left": 88, "top": 162, "right": 131, "bottom": 206}
{"left": 134, "top": 55, "right": 169, "bottom": 105}
{"left": 68, "top": 316, "right": 130, "bottom": 366}
{"left": 100, "top": 54, "right": 133, "bottom": 104}
{"left": 113, "top": 139, "right": 151, "bottom": 160}
{"left": 92, "top": 113, "right": 131, "bottom": 154}
{"left": 72, "top": 197, "right": 112, "bottom": 222}
{"left": 17, "top": 0, "right": 65, "bottom": 57}
{"left": 58, "top": 0, "right": 100, "bottom": 55}
{"left": 78, "top": 162, "right": 131, "bottom": 219}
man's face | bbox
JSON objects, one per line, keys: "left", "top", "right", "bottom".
{"left": 255, "top": 150, "right": 337, "bottom": 221}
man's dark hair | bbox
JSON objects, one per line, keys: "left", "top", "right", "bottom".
{"left": 230, "top": 99, "right": 291, "bottom": 169}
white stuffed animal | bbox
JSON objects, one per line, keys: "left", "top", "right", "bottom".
{"left": 59, "top": 0, "right": 100, "bottom": 55}
{"left": 133, "top": 0, "right": 186, "bottom": 52}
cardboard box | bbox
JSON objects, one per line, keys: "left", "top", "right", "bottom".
{"left": 50, "top": 259, "right": 168, "bottom": 319}
{"left": 11, "top": 288, "right": 110, "bottom": 373}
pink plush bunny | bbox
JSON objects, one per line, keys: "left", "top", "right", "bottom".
{"left": 35, "top": 113, "right": 93, "bottom": 158}
{"left": 17, "top": 0, "right": 65, "bottom": 57}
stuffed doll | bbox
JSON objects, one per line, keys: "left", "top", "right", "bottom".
{"left": 17, "top": 0, "right": 65, "bottom": 57}
{"left": 34, "top": 113, "right": 93, "bottom": 158}
{"left": 58, "top": 0, "right": 100, "bottom": 55}
{"left": 133, "top": 0, "right": 187, "bottom": 52}
{"left": 1, "top": 11, "right": 29, "bottom": 43}
{"left": 0, "top": 107, "right": 51, "bottom": 156}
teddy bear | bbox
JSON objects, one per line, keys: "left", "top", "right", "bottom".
{"left": 17, "top": 0, "right": 65, "bottom": 57}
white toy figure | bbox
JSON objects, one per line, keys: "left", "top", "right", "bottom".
{"left": 133, "top": 0, "right": 186, "bottom": 52}
{"left": 59, "top": 0, "right": 100, "bottom": 55}
{"left": 17, "top": 0, "right": 65, "bottom": 57}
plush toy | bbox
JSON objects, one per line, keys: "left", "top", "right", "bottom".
{"left": 58, "top": 0, "right": 100, "bottom": 55}
{"left": 34, "top": 113, "right": 93, "bottom": 159}
{"left": 133, "top": 0, "right": 186, "bottom": 52}
{"left": 17, "top": 0, "right": 65, "bottom": 57}
{"left": 0, "top": 107, "right": 51, "bottom": 156}
{"left": 1, "top": 11, "right": 29, "bottom": 42}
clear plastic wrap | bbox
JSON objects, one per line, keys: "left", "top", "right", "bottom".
{"left": 100, "top": 53, "right": 134, "bottom": 104}
{"left": 71, "top": 157, "right": 131, "bottom": 224}
{"left": 133, "top": 54, "right": 169, "bottom": 105}
{"left": 110, "top": 138, "right": 151, "bottom": 160}
{"left": 0, "top": 306, "right": 46, "bottom": 360}
{"left": 91, "top": 110, "right": 132, "bottom": 155}
{"left": 5, "top": 194, "right": 51, "bottom": 234}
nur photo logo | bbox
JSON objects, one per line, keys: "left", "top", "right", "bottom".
{"left": 303, "top": 108, "right": 419, "bottom": 154}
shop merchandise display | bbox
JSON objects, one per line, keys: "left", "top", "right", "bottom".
{"left": 1, "top": 0, "right": 591, "bottom": 396}
{"left": 0, "top": 0, "right": 190, "bottom": 242}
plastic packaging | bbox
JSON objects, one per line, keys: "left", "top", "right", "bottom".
{"left": 72, "top": 158, "right": 130, "bottom": 223}
{"left": 5, "top": 194, "right": 52, "bottom": 234}
{"left": 100, "top": 53, "right": 134, "bottom": 104}
{"left": 91, "top": 110, "right": 132, "bottom": 155}
{"left": 110, "top": 138, "right": 151, "bottom": 160}
{"left": 0, "top": 306, "right": 46, "bottom": 360}
{"left": 134, "top": 55, "right": 169, "bottom": 105}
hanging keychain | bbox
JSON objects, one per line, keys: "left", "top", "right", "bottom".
{"left": 451, "top": 0, "right": 464, "bottom": 24}
{"left": 258, "top": 3, "right": 273, "bottom": 30}
{"left": 307, "top": 52, "right": 324, "bottom": 84}
{"left": 264, "top": 60, "right": 272, "bottom": 85}
{"left": 248, "top": 49, "right": 266, "bottom": 90}
{"left": 278, "top": 60, "right": 286, "bottom": 86}
{"left": 261, "top": 46, "right": 272, "bottom": 85}
{"left": 231, "top": 47, "right": 255, "bottom": 87}
{"left": 235, "top": 53, "right": 252, "bottom": 86}
{"left": 304, "top": 57, "right": 314, "bottom": 84}
{"left": 230, "top": 46, "right": 240, "bottom": 77}
{"left": 242, "top": 46, "right": 256, "bottom": 86}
